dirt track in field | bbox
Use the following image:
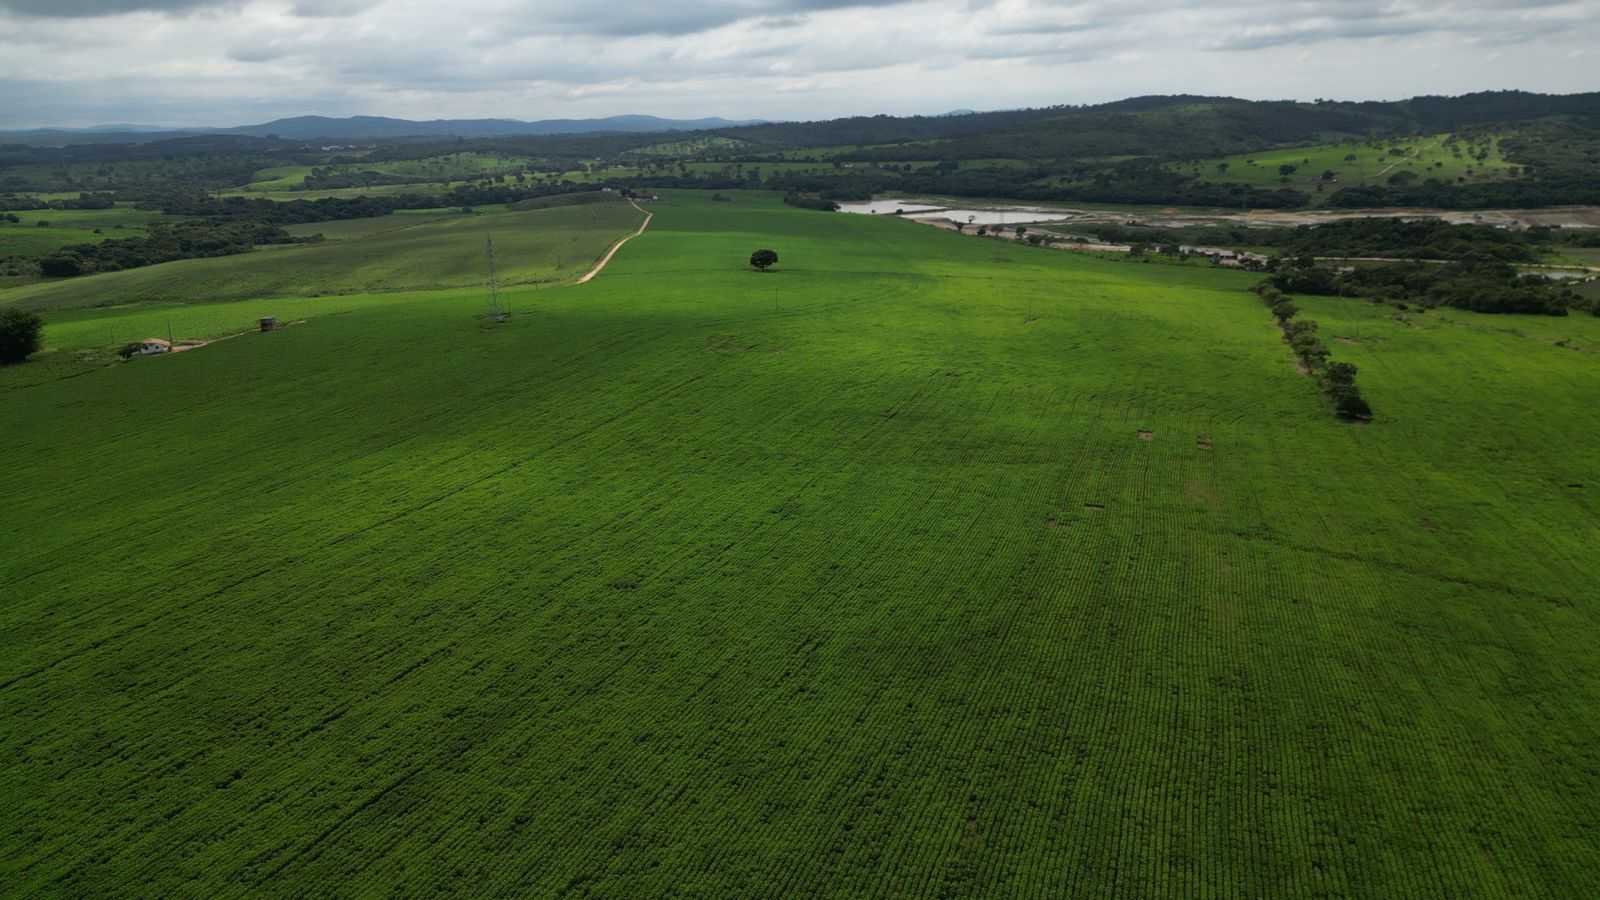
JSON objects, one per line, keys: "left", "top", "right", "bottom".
{"left": 577, "top": 200, "right": 653, "bottom": 285}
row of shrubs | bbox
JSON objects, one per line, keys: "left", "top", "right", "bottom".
{"left": 0, "top": 192, "right": 116, "bottom": 211}
{"left": 781, "top": 193, "right": 841, "bottom": 212}
{"left": 1254, "top": 283, "right": 1373, "bottom": 421}
{"left": 1267, "top": 257, "right": 1591, "bottom": 317}
{"left": 37, "top": 221, "right": 304, "bottom": 278}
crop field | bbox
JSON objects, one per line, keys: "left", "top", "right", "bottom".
{"left": 3, "top": 200, "right": 644, "bottom": 311}
{"left": 1177, "top": 133, "right": 1513, "bottom": 200}
{"left": 2, "top": 191, "right": 1598, "bottom": 897}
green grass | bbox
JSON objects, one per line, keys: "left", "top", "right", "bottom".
{"left": 2, "top": 191, "right": 1598, "bottom": 896}
{"left": 1178, "top": 133, "right": 1515, "bottom": 202}
{"left": 239, "top": 164, "right": 317, "bottom": 191}
{"left": 0, "top": 206, "right": 166, "bottom": 259}
{"left": 281, "top": 211, "right": 464, "bottom": 241}
{"left": 0, "top": 200, "right": 644, "bottom": 312}
{"left": 221, "top": 181, "right": 486, "bottom": 201}
{"left": 240, "top": 153, "right": 540, "bottom": 192}
{"left": 626, "top": 135, "right": 751, "bottom": 157}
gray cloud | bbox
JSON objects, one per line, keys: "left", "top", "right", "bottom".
{"left": 0, "top": 0, "right": 219, "bottom": 16}
{"left": 0, "top": 0, "right": 386, "bottom": 15}
{"left": 2, "top": 0, "right": 1597, "bottom": 128}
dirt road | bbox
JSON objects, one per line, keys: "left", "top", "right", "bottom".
{"left": 577, "top": 200, "right": 652, "bottom": 285}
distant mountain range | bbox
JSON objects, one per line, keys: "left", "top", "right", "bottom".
{"left": 0, "top": 114, "right": 764, "bottom": 145}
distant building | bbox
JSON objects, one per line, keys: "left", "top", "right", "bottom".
{"left": 138, "top": 338, "right": 171, "bottom": 355}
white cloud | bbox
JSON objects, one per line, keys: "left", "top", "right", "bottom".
{"left": 0, "top": 0, "right": 1596, "bottom": 127}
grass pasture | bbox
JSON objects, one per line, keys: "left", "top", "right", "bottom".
{"left": 2, "top": 192, "right": 1598, "bottom": 897}
{"left": 1178, "top": 133, "right": 1514, "bottom": 201}
{"left": 0, "top": 206, "right": 164, "bottom": 259}
{"left": 2, "top": 200, "right": 645, "bottom": 312}
{"left": 240, "top": 153, "right": 539, "bottom": 192}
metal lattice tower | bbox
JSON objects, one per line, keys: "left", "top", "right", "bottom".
{"left": 485, "top": 235, "right": 502, "bottom": 319}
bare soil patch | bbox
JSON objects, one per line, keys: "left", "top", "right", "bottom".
{"left": 1137, "top": 430, "right": 1153, "bottom": 442}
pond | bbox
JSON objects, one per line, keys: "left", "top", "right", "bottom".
{"left": 836, "top": 198, "right": 1081, "bottom": 226}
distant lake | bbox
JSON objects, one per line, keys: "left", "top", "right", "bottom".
{"left": 837, "top": 198, "right": 1074, "bottom": 226}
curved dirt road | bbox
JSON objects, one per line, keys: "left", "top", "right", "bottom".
{"left": 577, "top": 200, "right": 652, "bottom": 285}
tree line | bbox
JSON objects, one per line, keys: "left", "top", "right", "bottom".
{"left": 1268, "top": 258, "right": 1593, "bottom": 317}
{"left": 1076, "top": 217, "right": 1570, "bottom": 263}
{"left": 37, "top": 221, "right": 304, "bottom": 278}
{"left": 1253, "top": 284, "right": 1373, "bottom": 421}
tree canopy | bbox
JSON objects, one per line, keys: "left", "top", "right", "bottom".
{"left": 0, "top": 307, "right": 44, "bottom": 365}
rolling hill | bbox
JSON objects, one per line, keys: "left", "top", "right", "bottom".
{"left": 3, "top": 191, "right": 1598, "bottom": 895}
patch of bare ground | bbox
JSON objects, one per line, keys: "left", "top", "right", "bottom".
{"left": 1137, "top": 429, "right": 1153, "bottom": 442}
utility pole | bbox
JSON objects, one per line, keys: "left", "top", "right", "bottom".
{"left": 485, "top": 235, "right": 504, "bottom": 321}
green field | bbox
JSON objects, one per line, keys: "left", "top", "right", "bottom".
{"left": 1178, "top": 133, "right": 1514, "bottom": 200}
{"left": 239, "top": 164, "right": 318, "bottom": 191}
{"left": 626, "top": 135, "right": 751, "bottom": 157}
{"left": 3, "top": 200, "right": 644, "bottom": 312}
{"left": 0, "top": 206, "right": 164, "bottom": 259}
{"left": 239, "top": 153, "right": 540, "bottom": 192}
{"left": 2, "top": 191, "right": 1598, "bottom": 896}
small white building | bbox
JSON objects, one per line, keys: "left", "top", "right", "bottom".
{"left": 138, "top": 338, "right": 171, "bottom": 355}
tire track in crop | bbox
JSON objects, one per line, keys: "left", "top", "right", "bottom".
{"left": 0, "top": 359, "right": 721, "bottom": 693}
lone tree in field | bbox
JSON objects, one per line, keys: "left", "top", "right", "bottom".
{"left": 750, "top": 249, "right": 778, "bottom": 272}
{"left": 0, "top": 307, "right": 44, "bottom": 365}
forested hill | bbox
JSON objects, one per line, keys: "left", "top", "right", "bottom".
{"left": 715, "top": 91, "right": 1600, "bottom": 158}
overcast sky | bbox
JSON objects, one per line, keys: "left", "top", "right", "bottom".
{"left": 1, "top": 0, "right": 1595, "bottom": 128}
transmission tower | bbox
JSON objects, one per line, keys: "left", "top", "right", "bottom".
{"left": 485, "top": 235, "right": 506, "bottom": 321}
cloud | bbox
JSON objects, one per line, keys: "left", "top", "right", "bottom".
{"left": 0, "top": 0, "right": 222, "bottom": 16}
{"left": 1, "top": 0, "right": 1598, "bottom": 128}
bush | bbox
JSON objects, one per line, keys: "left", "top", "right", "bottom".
{"left": 780, "top": 193, "right": 839, "bottom": 212}
{"left": 750, "top": 249, "right": 779, "bottom": 271}
{"left": 1323, "top": 363, "right": 1373, "bottom": 419}
{"left": 0, "top": 307, "right": 44, "bottom": 365}
{"left": 39, "top": 252, "right": 86, "bottom": 277}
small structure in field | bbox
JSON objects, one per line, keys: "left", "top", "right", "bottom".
{"left": 259, "top": 316, "right": 277, "bottom": 333}
{"left": 138, "top": 338, "right": 171, "bottom": 355}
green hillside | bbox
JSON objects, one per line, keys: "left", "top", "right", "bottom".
{"left": 1176, "top": 132, "right": 1515, "bottom": 202}
{"left": 3, "top": 200, "right": 644, "bottom": 311}
{"left": 2, "top": 192, "right": 1598, "bottom": 896}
